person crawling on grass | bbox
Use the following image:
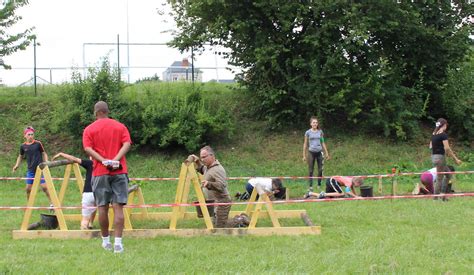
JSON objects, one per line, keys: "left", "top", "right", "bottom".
{"left": 52, "top": 152, "right": 96, "bottom": 230}
{"left": 12, "top": 126, "right": 53, "bottom": 205}
{"left": 235, "top": 177, "right": 286, "bottom": 201}
{"left": 413, "top": 165, "right": 456, "bottom": 195}
{"left": 304, "top": 176, "right": 364, "bottom": 199}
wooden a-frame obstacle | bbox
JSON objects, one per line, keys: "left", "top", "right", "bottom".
{"left": 13, "top": 161, "right": 320, "bottom": 239}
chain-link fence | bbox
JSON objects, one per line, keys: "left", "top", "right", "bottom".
{"left": 0, "top": 42, "right": 240, "bottom": 86}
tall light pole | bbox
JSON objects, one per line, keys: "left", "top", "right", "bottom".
{"left": 33, "top": 38, "right": 37, "bottom": 96}
{"left": 126, "top": 0, "right": 130, "bottom": 83}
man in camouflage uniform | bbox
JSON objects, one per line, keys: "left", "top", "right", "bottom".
{"left": 188, "top": 145, "right": 231, "bottom": 228}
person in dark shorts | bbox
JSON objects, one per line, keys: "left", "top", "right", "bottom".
{"left": 83, "top": 101, "right": 131, "bottom": 253}
{"left": 52, "top": 152, "right": 96, "bottom": 229}
{"left": 305, "top": 176, "right": 363, "bottom": 199}
{"left": 12, "top": 126, "right": 52, "bottom": 205}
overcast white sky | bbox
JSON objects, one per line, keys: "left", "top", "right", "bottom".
{"left": 1, "top": 0, "right": 236, "bottom": 85}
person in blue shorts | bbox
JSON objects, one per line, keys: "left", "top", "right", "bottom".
{"left": 12, "top": 126, "right": 52, "bottom": 204}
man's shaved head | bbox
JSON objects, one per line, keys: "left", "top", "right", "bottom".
{"left": 94, "top": 101, "right": 109, "bottom": 114}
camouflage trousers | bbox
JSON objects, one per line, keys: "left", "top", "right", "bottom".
{"left": 214, "top": 198, "right": 231, "bottom": 228}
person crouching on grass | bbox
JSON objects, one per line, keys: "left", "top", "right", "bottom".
{"left": 304, "top": 176, "right": 364, "bottom": 199}
{"left": 12, "top": 126, "right": 53, "bottom": 206}
{"left": 413, "top": 165, "right": 456, "bottom": 195}
{"left": 236, "top": 177, "right": 286, "bottom": 201}
{"left": 52, "top": 152, "right": 96, "bottom": 230}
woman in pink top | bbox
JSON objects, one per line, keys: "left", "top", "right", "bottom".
{"left": 305, "top": 176, "right": 363, "bottom": 199}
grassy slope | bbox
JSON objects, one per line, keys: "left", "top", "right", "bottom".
{"left": 0, "top": 85, "right": 473, "bottom": 274}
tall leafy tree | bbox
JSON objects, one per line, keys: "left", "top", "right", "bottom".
{"left": 0, "top": 0, "right": 35, "bottom": 69}
{"left": 168, "top": 0, "right": 472, "bottom": 138}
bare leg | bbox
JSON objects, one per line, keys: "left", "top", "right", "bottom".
{"left": 112, "top": 203, "right": 124, "bottom": 238}
{"left": 98, "top": 205, "right": 110, "bottom": 237}
{"left": 81, "top": 216, "right": 90, "bottom": 229}
{"left": 308, "top": 191, "right": 344, "bottom": 198}
{"left": 26, "top": 185, "right": 32, "bottom": 201}
{"left": 89, "top": 211, "right": 97, "bottom": 227}
{"left": 41, "top": 185, "right": 53, "bottom": 204}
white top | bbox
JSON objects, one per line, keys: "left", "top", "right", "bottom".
{"left": 428, "top": 167, "right": 438, "bottom": 182}
{"left": 248, "top": 177, "right": 273, "bottom": 195}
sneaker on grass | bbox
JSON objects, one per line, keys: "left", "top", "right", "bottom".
{"left": 102, "top": 243, "right": 112, "bottom": 251}
{"left": 114, "top": 244, "right": 124, "bottom": 253}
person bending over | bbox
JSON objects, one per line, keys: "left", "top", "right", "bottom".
{"left": 236, "top": 177, "right": 286, "bottom": 201}
{"left": 52, "top": 152, "right": 96, "bottom": 229}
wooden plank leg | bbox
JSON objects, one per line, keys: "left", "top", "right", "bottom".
{"left": 262, "top": 194, "right": 281, "bottom": 228}
{"left": 43, "top": 167, "right": 68, "bottom": 230}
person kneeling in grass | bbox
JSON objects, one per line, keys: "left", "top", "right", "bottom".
{"left": 413, "top": 165, "right": 455, "bottom": 195}
{"left": 304, "top": 176, "right": 364, "bottom": 199}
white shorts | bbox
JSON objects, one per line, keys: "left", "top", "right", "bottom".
{"left": 81, "top": 192, "right": 96, "bottom": 217}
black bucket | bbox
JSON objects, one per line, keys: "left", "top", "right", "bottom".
{"left": 360, "top": 185, "right": 373, "bottom": 197}
{"left": 195, "top": 200, "right": 215, "bottom": 218}
{"left": 40, "top": 213, "right": 59, "bottom": 229}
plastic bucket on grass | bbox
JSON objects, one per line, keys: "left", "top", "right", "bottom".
{"left": 40, "top": 213, "right": 59, "bottom": 229}
{"left": 360, "top": 186, "right": 373, "bottom": 197}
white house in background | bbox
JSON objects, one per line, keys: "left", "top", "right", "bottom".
{"left": 162, "top": 58, "right": 203, "bottom": 82}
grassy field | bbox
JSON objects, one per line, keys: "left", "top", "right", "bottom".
{"left": 0, "top": 85, "right": 473, "bottom": 274}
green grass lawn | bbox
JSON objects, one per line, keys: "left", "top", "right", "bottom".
{"left": 1, "top": 131, "right": 473, "bottom": 274}
{"left": 0, "top": 86, "right": 473, "bottom": 273}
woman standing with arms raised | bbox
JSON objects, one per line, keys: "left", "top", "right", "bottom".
{"left": 430, "top": 118, "right": 462, "bottom": 196}
{"left": 303, "top": 116, "right": 330, "bottom": 191}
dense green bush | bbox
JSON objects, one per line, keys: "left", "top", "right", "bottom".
{"left": 440, "top": 53, "right": 474, "bottom": 142}
{"left": 58, "top": 59, "right": 122, "bottom": 138}
{"left": 170, "top": 1, "right": 472, "bottom": 140}
{"left": 56, "top": 60, "right": 235, "bottom": 152}
{"left": 133, "top": 86, "right": 235, "bottom": 151}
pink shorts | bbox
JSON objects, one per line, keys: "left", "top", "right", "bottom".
{"left": 420, "top": 172, "right": 434, "bottom": 194}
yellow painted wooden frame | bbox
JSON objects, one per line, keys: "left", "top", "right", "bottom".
{"left": 13, "top": 162, "right": 321, "bottom": 238}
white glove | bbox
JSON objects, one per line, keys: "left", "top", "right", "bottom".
{"left": 102, "top": 160, "right": 120, "bottom": 168}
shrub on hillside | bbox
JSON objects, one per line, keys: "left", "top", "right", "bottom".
{"left": 139, "top": 87, "right": 235, "bottom": 151}
{"left": 56, "top": 59, "right": 234, "bottom": 151}
{"left": 440, "top": 55, "right": 474, "bottom": 142}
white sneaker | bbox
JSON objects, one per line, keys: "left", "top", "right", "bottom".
{"left": 114, "top": 244, "right": 124, "bottom": 253}
{"left": 412, "top": 183, "right": 420, "bottom": 195}
{"left": 102, "top": 243, "right": 112, "bottom": 251}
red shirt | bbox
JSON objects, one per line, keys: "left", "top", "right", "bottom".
{"left": 82, "top": 118, "right": 132, "bottom": 176}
